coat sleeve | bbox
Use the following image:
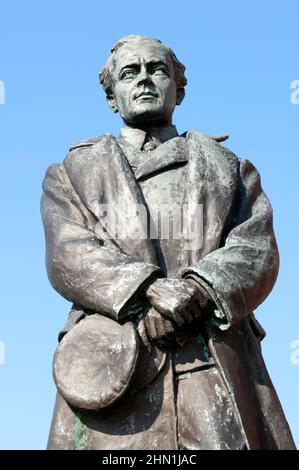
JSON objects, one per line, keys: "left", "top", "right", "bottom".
{"left": 41, "top": 163, "right": 162, "bottom": 321}
{"left": 182, "top": 158, "right": 279, "bottom": 329}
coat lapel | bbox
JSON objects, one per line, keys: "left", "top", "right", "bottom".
{"left": 180, "top": 130, "right": 239, "bottom": 267}
{"left": 64, "top": 134, "right": 164, "bottom": 268}
{"left": 117, "top": 136, "right": 188, "bottom": 181}
{"left": 134, "top": 137, "right": 188, "bottom": 181}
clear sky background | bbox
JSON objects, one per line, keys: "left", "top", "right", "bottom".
{"left": 0, "top": 0, "right": 298, "bottom": 449}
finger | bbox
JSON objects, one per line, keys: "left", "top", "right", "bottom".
{"left": 155, "top": 317, "right": 176, "bottom": 341}
{"left": 154, "top": 315, "right": 167, "bottom": 339}
{"left": 158, "top": 315, "right": 175, "bottom": 339}
{"left": 145, "top": 314, "right": 158, "bottom": 341}
{"left": 162, "top": 318, "right": 175, "bottom": 335}
{"left": 172, "top": 310, "right": 185, "bottom": 327}
{"left": 150, "top": 305, "right": 174, "bottom": 322}
{"left": 180, "top": 307, "right": 193, "bottom": 324}
{"left": 146, "top": 295, "right": 167, "bottom": 317}
{"left": 136, "top": 319, "right": 150, "bottom": 347}
{"left": 155, "top": 314, "right": 173, "bottom": 340}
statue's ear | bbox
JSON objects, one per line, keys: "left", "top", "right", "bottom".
{"left": 107, "top": 94, "right": 118, "bottom": 113}
{"left": 176, "top": 88, "right": 185, "bottom": 106}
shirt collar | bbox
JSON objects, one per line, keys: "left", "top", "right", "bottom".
{"left": 119, "top": 125, "right": 178, "bottom": 150}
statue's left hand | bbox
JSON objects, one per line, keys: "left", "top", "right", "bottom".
{"left": 146, "top": 278, "right": 204, "bottom": 327}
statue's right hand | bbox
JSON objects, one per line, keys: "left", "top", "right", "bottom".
{"left": 136, "top": 307, "right": 175, "bottom": 347}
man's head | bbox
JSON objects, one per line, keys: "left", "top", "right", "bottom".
{"left": 99, "top": 35, "right": 187, "bottom": 127}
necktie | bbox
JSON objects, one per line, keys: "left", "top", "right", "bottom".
{"left": 142, "top": 135, "right": 158, "bottom": 152}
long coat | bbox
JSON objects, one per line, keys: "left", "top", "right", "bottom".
{"left": 41, "top": 130, "right": 296, "bottom": 450}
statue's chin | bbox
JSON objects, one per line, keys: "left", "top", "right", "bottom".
{"left": 123, "top": 110, "right": 171, "bottom": 128}
{"left": 120, "top": 100, "right": 168, "bottom": 126}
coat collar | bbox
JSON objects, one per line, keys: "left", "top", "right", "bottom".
{"left": 117, "top": 134, "right": 188, "bottom": 181}
{"left": 119, "top": 125, "right": 179, "bottom": 151}
{"left": 135, "top": 136, "right": 188, "bottom": 181}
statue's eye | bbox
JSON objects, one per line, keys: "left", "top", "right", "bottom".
{"left": 121, "top": 69, "right": 137, "bottom": 80}
{"left": 152, "top": 66, "right": 168, "bottom": 76}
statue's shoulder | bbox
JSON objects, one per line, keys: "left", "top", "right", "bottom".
{"left": 68, "top": 134, "right": 114, "bottom": 152}
{"left": 64, "top": 134, "right": 116, "bottom": 171}
{"left": 182, "top": 130, "right": 230, "bottom": 144}
{"left": 184, "top": 130, "right": 239, "bottom": 170}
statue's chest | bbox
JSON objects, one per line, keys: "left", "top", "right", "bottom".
{"left": 141, "top": 165, "right": 189, "bottom": 277}
{"left": 140, "top": 164, "right": 187, "bottom": 210}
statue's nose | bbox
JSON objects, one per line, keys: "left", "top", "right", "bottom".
{"left": 137, "top": 67, "right": 153, "bottom": 86}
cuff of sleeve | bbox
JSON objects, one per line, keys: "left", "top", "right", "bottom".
{"left": 117, "top": 267, "right": 162, "bottom": 321}
{"left": 183, "top": 273, "right": 231, "bottom": 330}
{"left": 185, "top": 277, "right": 211, "bottom": 310}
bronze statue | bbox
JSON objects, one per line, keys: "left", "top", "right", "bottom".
{"left": 41, "top": 35, "right": 296, "bottom": 449}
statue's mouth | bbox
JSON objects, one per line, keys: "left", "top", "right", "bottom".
{"left": 134, "top": 91, "right": 158, "bottom": 100}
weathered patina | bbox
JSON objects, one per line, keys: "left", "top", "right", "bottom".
{"left": 41, "top": 35, "right": 296, "bottom": 450}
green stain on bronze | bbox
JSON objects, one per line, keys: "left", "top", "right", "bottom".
{"left": 73, "top": 415, "right": 88, "bottom": 450}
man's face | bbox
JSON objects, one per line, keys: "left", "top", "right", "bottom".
{"left": 109, "top": 40, "right": 179, "bottom": 126}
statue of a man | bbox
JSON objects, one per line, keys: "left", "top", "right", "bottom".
{"left": 41, "top": 35, "right": 295, "bottom": 450}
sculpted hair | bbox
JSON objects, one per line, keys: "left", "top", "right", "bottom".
{"left": 99, "top": 35, "right": 187, "bottom": 97}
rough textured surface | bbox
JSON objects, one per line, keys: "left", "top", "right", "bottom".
{"left": 42, "top": 34, "right": 296, "bottom": 450}
{"left": 42, "top": 131, "right": 295, "bottom": 449}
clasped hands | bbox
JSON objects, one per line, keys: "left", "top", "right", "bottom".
{"left": 137, "top": 278, "right": 208, "bottom": 346}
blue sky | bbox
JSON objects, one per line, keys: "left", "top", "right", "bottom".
{"left": 0, "top": 0, "right": 298, "bottom": 449}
